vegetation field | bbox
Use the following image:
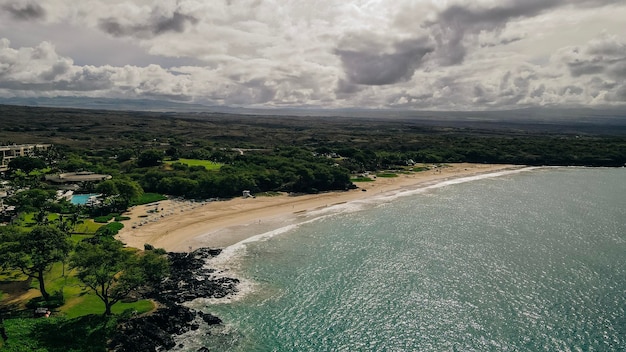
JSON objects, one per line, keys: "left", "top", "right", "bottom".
{"left": 165, "top": 158, "right": 223, "bottom": 171}
{"left": 351, "top": 177, "right": 375, "bottom": 182}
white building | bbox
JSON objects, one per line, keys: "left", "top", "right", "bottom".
{"left": 0, "top": 144, "right": 52, "bottom": 172}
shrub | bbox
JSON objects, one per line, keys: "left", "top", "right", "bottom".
{"left": 94, "top": 215, "right": 113, "bottom": 223}
{"left": 95, "top": 222, "right": 124, "bottom": 236}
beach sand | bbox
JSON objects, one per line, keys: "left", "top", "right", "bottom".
{"left": 116, "top": 163, "right": 521, "bottom": 252}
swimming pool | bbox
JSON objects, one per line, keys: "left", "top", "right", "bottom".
{"left": 70, "top": 193, "right": 100, "bottom": 205}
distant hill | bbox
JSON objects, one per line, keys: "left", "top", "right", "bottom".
{"left": 1, "top": 96, "right": 625, "bottom": 135}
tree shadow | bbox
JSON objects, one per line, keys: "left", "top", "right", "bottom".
{"left": 30, "top": 315, "right": 116, "bottom": 352}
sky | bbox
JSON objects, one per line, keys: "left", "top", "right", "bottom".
{"left": 0, "top": 0, "right": 625, "bottom": 111}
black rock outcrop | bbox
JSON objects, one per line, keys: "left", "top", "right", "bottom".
{"left": 109, "top": 248, "right": 238, "bottom": 351}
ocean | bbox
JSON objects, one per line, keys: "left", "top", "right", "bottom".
{"left": 180, "top": 167, "right": 626, "bottom": 351}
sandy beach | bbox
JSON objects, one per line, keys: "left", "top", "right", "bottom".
{"left": 116, "top": 163, "right": 521, "bottom": 252}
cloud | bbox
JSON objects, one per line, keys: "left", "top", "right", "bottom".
{"left": 558, "top": 34, "right": 626, "bottom": 79}
{"left": 1, "top": 1, "right": 626, "bottom": 109}
{"left": 98, "top": 8, "right": 198, "bottom": 39}
{"left": 2, "top": 1, "right": 45, "bottom": 20}
{"left": 335, "top": 36, "right": 434, "bottom": 86}
{"left": 423, "top": 0, "right": 623, "bottom": 66}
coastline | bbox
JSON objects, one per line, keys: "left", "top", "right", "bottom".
{"left": 116, "top": 163, "right": 524, "bottom": 252}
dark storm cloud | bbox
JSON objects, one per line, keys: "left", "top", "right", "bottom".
{"left": 335, "top": 37, "right": 434, "bottom": 86}
{"left": 335, "top": 79, "right": 362, "bottom": 95}
{"left": 98, "top": 10, "right": 198, "bottom": 38}
{"left": 2, "top": 1, "right": 45, "bottom": 20}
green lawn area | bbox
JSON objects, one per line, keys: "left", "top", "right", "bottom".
{"left": 351, "top": 176, "right": 375, "bottom": 182}
{"left": 2, "top": 314, "right": 120, "bottom": 351}
{"left": 0, "top": 211, "right": 158, "bottom": 351}
{"left": 16, "top": 212, "right": 60, "bottom": 227}
{"left": 165, "top": 158, "right": 223, "bottom": 171}
{"left": 20, "top": 261, "right": 153, "bottom": 317}
{"left": 73, "top": 219, "right": 102, "bottom": 234}
{"left": 13, "top": 212, "right": 101, "bottom": 235}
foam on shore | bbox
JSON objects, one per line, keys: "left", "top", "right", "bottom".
{"left": 205, "top": 166, "right": 540, "bottom": 302}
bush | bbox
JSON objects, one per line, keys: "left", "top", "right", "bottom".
{"left": 95, "top": 222, "right": 124, "bottom": 236}
{"left": 93, "top": 215, "right": 113, "bottom": 223}
{"left": 152, "top": 248, "right": 167, "bottom": 256}
{"left": 94, "top": 213, "right": 122, "bottom": 223}
{"left": 114, "top": 216, "right": 131, "bottom": 221}
{"left": 131, "top": 193, "right": 167, "bottom": 206}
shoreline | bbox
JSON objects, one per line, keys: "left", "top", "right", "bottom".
{"left": 116, "top": 163, "right": 524, "bottom": 252}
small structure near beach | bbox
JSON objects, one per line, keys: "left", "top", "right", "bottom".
{"left": 242, "top": 190, "right": 255, "bottom": 198}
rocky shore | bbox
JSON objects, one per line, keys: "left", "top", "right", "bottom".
{"left": 110, "top": 248, "right": 239, "bottom": 351}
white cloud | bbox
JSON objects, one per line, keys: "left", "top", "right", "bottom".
{"left": 0, "top": 0, "right": 625, "bottom": 109}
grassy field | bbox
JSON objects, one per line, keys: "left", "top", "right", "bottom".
{"left": 350, "top": 176, "right": 375, "bottom": 182}
{"left": 165, "top": 158, "right": 223, "bottom": 171}
{"left": 2, "top": 314, "right": 120, "bottom": 351}
{"left": 0, "top": 223, "right": 154, "bottom": 352}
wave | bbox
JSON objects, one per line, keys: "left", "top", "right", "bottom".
{"left": 204, "top": 166, "right": 540, "bottom": 302}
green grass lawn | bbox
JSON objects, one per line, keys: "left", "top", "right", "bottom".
{"left": 165, "top": 158, "right": 223, "bottom": 171}
{"left": 351, "top": 177, "right": 375, "bottom": 182}
{"left": 16, "top": 212, "right": 60, "bottom": 227}
{"left": 73, "top": 219, "right": 102, "bottom": 234}
{"left": 2, "top": 314, "right": 119, "bottom": 352}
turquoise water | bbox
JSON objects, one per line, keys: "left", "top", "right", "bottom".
{"left": 188, "top": 168, "right": 626, "bottom": 351}
{"left": 70, "top": 193, "right": 99, "bottom": 205}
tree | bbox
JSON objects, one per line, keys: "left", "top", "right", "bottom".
{"left": 116, "top": 149, "right": 134, "bottom": 162}
{"left": 114, "top": 179, "right": 143, "bottom": 209}
{"left": 0, "top": 226, "right": 72, "bottom": 300}
{"left": 7, "top": 156, "right": 46, "bottom": 173}
{"left": 137, "top": 149, "right": 163, "bottom": 167}
{"left": 70, "top": 238, "right": 168, "bottom": 315}
{"left": 6, "top": 189, "right": 56, "bottom": 213}
{"left": 95, "top": 179, "right": 119, "bottom": 197}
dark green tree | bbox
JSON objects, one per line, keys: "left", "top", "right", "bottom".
{"left": 7, "top": 156, "right": 46, "bottom": 173}
{"left": 95, "top": 179, "right": 119, "bottom": 197}
{"left": 114, "top": 179, "right": 143, "bottom": 207}
{"left": 138, "top": 149, "right": 163, "bottom": 167}
{"left": 70, "top": 238, "right": 168, "bottom": 315}
{"left": 0, "top": 226, "right": 72, "bottom": 300}
{"left": 6, "top": 189, "right": 56, "bottom": 213}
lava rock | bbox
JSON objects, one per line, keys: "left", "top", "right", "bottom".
{"left": 109, "top": 248, "right": 238, "bottom": 351}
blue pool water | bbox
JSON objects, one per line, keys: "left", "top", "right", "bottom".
{"left": 70, "top": 193, "right": 99, "bottom": 205}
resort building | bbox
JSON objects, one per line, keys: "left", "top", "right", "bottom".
{"left": 45, "top": 172, "right": 112, "bottom": 190}
{"left": 0, "top": 144, "right": 52, "bottom": 172}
